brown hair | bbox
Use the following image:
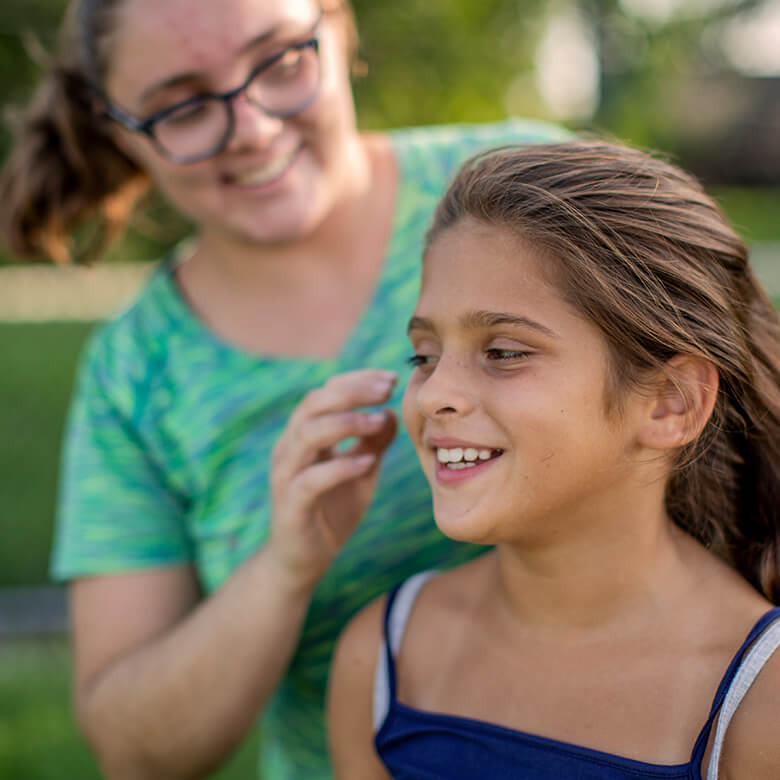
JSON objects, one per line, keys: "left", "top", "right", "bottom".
{"left": 0, "top": 0, "right": 359, "bottom": 264}
{"left": 427, "top": 140, "right": 780, "bottom": 603}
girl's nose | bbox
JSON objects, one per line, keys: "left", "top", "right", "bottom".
{"left": 415, "top": 356, "right": 476, "bottom": 419}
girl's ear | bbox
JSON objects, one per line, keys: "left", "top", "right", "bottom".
{"left": 637, "top": 355, "right": 719, "bottom": 451}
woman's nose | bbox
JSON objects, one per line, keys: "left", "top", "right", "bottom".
{"left": 415, "top": 356, "right": 476, "bottom": 419}
{"left": 228, "top": 93, "right": 283, "bottom": 149}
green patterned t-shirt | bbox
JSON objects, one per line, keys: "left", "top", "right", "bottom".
{"left": 52, "top": 119, "right": 569, "bottom": 778}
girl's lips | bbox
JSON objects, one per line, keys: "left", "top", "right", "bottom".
{"left": 434, "top": 451, "right": 502, "bottom": 485}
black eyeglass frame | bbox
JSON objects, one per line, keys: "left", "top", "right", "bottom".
{"left": 102, "top": 34, "right": 321, "bottom": 164}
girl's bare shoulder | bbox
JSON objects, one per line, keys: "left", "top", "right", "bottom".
{"left": 718, "top": 626, "right": 780, "bottom": 779}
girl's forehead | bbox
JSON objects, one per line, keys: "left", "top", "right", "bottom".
{"left": 420, "top": 222, "right": 559, "bottom": 311}
{"left": 108, "top": 0, "right": 320, "bottom": 88}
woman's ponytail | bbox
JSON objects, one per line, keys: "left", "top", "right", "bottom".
{"left": 0, "top": 2, "right": 148, "bottom": 263}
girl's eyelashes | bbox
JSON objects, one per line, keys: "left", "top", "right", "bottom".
{"left": 406, "top": 354, "right": 436, "bottom": 367}
{"left": 485, "top": 348, "right": 531, "bottom": 362}
{"left": 406, "top": 348, "right": 530, "bottom": 370}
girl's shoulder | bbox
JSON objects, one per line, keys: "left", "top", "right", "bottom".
{"left": 331, "top": 559, "right": 484, "bottom": 680}
{"left": 715, "top": 607, "right": 780, "bottom": 778}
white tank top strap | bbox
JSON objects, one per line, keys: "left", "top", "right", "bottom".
{"left": 372, "top": 570, "right": 437, "bottom": 733}
{"left": 706, "top": 615, "right": 780, "bottom": 780}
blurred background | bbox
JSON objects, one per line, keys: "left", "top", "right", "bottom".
{"left": 1, "top": 0, "right": 778, "bottom": 777}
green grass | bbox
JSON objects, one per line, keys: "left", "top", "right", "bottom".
{"left": 0, "top": 640, "right": 99, "bottom": 780}
{"left": 0, "top": 639, "right": 260, "bottom": 779}
{"left": 0, "top": 322, "right": 96, "bottom": 586}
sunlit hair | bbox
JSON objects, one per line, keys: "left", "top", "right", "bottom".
{"left": 427, "top": 140, "right": 780, "bottom": 603}
{"left": 0, "top": 0, "right": 359, "bottom": 264}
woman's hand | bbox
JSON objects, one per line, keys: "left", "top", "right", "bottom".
{"left": 268, "top": 369, "right": 398, "bottom": 590}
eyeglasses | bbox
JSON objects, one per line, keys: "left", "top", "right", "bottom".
{"left": 103, "top": 25, "right": 322, "bottom": 164}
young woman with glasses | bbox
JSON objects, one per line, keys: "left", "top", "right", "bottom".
{"left": 0, "top": 0, "right": 566, "bottom": 777}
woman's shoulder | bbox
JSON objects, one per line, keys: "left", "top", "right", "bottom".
{"left": 387, "top": 118, "right": 571, "bottom": 171}
{"left": 80, "top": 254, "right": 193, "bottom": 384}
{"left": 388, "top": 117, "right": 570, "bottom": 150}
{"left": 382, "top": 118, "right": 571, "bottom": 205}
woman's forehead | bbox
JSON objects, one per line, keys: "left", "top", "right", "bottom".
{"left": 110, "top": 0, "right": 319, "bottom": 72}
{"left": 106, "top": 0, "right": 320, "bottom": 100}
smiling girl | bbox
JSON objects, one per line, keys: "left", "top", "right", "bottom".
{"left": 328, "top": 141, "right": 780, "bottom": 779}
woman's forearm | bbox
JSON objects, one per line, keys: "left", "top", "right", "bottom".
{"left": 76, "top": 546, "right": 315, "bottom": 779}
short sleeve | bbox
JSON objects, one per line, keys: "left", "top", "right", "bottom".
{"left": 51, "top": 331, "right": 193, "bottom": 581}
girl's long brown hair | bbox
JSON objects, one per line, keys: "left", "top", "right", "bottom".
{"left": 428, "top": 140, "right": 780, "bottom": 603}
{"left": 0, "top": 0, "right": 358, "bottom": 264}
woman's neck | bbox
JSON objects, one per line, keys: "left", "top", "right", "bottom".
{"left": 173, "top": 133, "right": 398, "bottom": 358}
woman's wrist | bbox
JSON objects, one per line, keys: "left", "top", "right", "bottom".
{"left": 254, "top": 542, "right": 324, "bottom": 602}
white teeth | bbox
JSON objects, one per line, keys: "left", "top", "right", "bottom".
{"left": 233, "top": 148, "right": 297, "bottom": 186}
{"left": 436, "top": 447, "right": 498, "bottom": 465}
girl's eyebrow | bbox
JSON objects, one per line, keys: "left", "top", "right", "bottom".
{"left": 408, "top": 311, "right": 559, "bottom": 339}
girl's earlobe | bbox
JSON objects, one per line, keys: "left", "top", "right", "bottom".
{"left": 638, "top": 355, "right": 719, "bottom": 451}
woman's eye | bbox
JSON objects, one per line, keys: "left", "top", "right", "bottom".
{"left": 162, "top": 100, "right": 213, "bottom": 127}
{"left": 265, "top": 49, "right": 304, "bottom": 81}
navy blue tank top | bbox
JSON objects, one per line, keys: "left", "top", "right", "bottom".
{"left": 373, "top": 578, "right": 780, "bottom": 780}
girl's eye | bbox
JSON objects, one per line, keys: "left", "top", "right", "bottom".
{"left": 485, "top": 348, "right": 529, "bottom": 361}
{"left": 406, "top": 354, "right": 436, "bottom": 367}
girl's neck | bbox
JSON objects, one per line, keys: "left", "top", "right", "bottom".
{"left": 489, "top": 505, "right": 706, "bottom": 637}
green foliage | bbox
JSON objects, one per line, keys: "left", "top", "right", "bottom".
{"left": 713, "top": 188, "right": 780, "bottom": 243}
{"left": 0, "top": 641, "right": 100, "bottom": 780}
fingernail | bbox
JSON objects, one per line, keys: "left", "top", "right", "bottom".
{"left": 366, "top": 412, "right": 386, "bottom": 425}
{"left": 353, "top": 453, "right": 377, "bottom": 468}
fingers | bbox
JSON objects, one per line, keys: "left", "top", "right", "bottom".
{"left": 278, "top": 410, "right": 390, "bottom": 481}
{"left": 273, "top": 370, "right": 397, "bottom": 484}
{"left": 343, "top": 409, "right": 398, "bottom": 459}
{"left": 286, "top": 370, "right": 396, "bottom": 431}
{"left": 287, "top": 453, "right": 378, "bottom": 544}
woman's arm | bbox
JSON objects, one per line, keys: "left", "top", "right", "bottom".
{"left": 71, "top": 551, "right": 313, "bottom": 779}
{"left": 327, "top": 597, "right": 391, "bottom": 780}
{"left": 70, "top": 369, "right": 398, "bottom": 779}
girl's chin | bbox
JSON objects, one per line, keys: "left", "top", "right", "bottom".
{"left": 433, "top": 509, "right": 494, "bottom": 545}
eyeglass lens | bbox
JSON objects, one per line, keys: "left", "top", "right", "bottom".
{"left": 153, "top": 42, "right": 320, "bottom": 161}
